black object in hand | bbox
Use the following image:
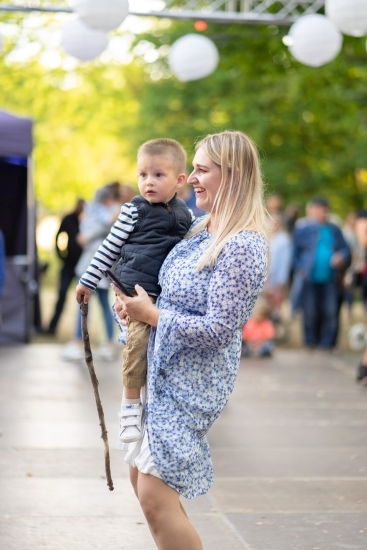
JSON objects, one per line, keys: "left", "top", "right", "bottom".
{"left": 99, "top": 269, "right": 134, "bottom": 297}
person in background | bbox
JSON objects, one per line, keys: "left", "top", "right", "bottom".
{"left": 242, "top": 299, "right": 275, "bottom": 357}
{"left": 266, "top": 193, "right": 284, "bottom": 216}
{"left": 291, "top": 197, "right": 351, "bottom": 351}
{"left": 342, "top": 211, "right": 362, "bottom": 322}
{"left": 46, "top": 199, "right": 85, "bottom": 335}
{"left": 119, "top": 184, "right": 136, "bottom": 204}
{"left": 354, "top": 210, "right": 367, "bottom": 383}
{"left": 285, "top": 203, "right": 300, "bottom": 234}
{"left": 61, "top": 184, "right": 121, "bottom": 361}
{"left": 177, "top": 183, "right": 206, "bottom": 218}
{"left": 262, "top": 212, "right": 292, "bottom": 323}
{"left": 0, "top": 229, "right": 5, "bottom": 328}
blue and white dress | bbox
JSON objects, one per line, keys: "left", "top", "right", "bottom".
{"left": 124, "top": 226, "right": 268, "bottom": 499}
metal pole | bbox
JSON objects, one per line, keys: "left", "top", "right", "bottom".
{"left": 26, "top": 154, "right": 36, "bottom": 343}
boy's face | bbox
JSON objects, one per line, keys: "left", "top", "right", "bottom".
{"left": 137, "top": 154, "right": 186, "bottom": 204}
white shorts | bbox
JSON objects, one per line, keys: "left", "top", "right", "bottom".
{"left": 124, "top": 430, "right": 161, "bottom": 479}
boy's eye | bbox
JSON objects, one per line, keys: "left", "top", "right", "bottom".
{"left": 156, "top": 172, "right": 163, "bottom": 177}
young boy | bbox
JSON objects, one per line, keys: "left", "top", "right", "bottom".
{"left": 76, "top": 139, "right": 193, "bottom": 443}
{"left": 242, "top": 299, "right": 275, "bottom": 357}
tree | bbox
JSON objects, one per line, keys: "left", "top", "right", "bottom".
{"left": 0, "top": 10, "right": 366, "bottom": 214}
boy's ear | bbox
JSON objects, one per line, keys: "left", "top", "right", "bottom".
{"left": 176, "top": 173, "right": 187, "bottom": 188}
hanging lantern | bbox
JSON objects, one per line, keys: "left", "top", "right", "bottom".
{"left": 73, "top": 0, "right": 129, "bottom": 32}
{"left": 61, "top": 19, "right": 108, "bottom": 62}
{"left": 168, "top": 34, "right": 219, "bottom": 82}
{"left": 288, "top": 14, "right": 342, "bottom": 67}
{"left": 325, "top": 0, "right": 367, "bottom": 37}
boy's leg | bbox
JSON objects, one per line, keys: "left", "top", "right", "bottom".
{"left": 119, "top": 297, "right": 156, "bottom": 443}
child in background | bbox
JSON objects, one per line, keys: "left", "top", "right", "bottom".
{"left": 242, "top": 299, "right": 275, "bottom": 357}
{"left": 76, "top": 139, "right": 193, "bottom": 443}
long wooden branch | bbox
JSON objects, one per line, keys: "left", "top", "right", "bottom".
{"left": 80, "top": 302, "right": 114, "bottom": 491}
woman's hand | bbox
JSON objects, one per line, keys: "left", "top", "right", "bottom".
{"left": 112, "top": 284, "right": 161, "bottom": 327}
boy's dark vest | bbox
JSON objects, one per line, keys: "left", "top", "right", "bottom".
{"left": 113, "top": 195, "right": 192, "bottom": 295}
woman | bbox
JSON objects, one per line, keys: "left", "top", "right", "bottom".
{"left": 114, "top": 131, "right": 269, "bottom": 549}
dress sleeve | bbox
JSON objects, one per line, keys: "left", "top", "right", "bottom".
{"left": 154, "top": 233, "right": 267, "bottom": 366}
{"left": 79, "top": 203, "right": 138, "bottom": 290}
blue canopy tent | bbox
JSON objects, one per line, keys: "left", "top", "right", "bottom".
{"left": 0, "top": 109, "right": 37, "bottom": 343}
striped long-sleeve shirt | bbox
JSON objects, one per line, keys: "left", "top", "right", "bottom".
{"left": 79, "top": 202, "right": 139, "bottom": 291}
{"left": 80, "top": 201, "right": 195, "bottom": 292}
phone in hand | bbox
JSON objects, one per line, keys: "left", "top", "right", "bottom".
{"left": 99, "top": 268, "right": 134, "bottom": 297}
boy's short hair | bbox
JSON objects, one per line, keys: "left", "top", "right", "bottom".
{"left": 138, "top": 138, "right": 186, "bottom": 174}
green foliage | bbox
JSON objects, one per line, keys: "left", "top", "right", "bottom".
{"left": 125, "top": 21, "right": 367, "bottom": 213}
{"left": 0, "top": 10, "right": 366, "bottom": 215}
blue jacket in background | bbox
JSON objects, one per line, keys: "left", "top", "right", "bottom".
{"left": 291, "top": 221, "right": 351, "bottom": 312}
{"left": 0, "top": 229, "right": 5, "bottom": 295}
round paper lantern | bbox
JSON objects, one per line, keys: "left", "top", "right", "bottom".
{"left": 325, "top": 0, "right": 367, "bottom": 37}
{"left": 288, "top": 14, "right": 342, "bottom": 67}
{"left": 168, "top": 34, "right": 219, "bottom": 82}
{"left": 73, "top": 0, "right": 129, "bottom": 32}
{"left": 61, "top": 19, "right": 108, "bottom": 62}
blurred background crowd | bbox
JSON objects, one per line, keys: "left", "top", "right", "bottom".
{"left": 6, "top": 181, "right": 365, "bottom": 372}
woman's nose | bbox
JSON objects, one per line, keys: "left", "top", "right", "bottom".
{"left": 187, "top": 170, "right": 196, "bottom": 184}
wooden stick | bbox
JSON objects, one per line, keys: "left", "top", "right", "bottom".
{"left": 80, "top": 302, "right": 114, "bottom": 491}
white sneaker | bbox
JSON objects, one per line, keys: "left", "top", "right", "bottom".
{"left": 60, "top": 341, "right": 84, "bottom": 361}
{"left": 118, "top": 403, "right": 143, "bottom": 443}
{"left": 94, "top": 345, "right": 116, "bottom": 362}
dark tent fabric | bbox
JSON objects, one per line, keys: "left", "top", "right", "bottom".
{"left": 0, "top": 110, "right": 35, "bottom": 344}
{"left": 0, "top": 110, "right": 33, "bottom": 157}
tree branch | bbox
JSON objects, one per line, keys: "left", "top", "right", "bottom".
{"left": 80, "top": 302, "right": 114, "bottom": 491}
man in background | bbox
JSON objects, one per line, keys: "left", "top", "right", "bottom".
{"left": 292, "top": 197, "right": 350, "bottom": 351}
{"left": 46, "top": 199, "right": 84, "bottom": 335}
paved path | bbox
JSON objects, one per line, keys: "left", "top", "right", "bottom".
{"left": 0, "top": 345, "right": 366, "bottom": 549}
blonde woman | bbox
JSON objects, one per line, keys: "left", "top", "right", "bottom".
{"left": 113, "top": 131, "right": 269, "bottom": 549}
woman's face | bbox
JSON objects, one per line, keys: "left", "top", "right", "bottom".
{"left": 187, "top": 147, "right": 222, "bottom": 213}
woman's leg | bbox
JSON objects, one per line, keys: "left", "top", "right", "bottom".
{"left": 129, "top": 465, "right": 139, "bottom": 498}
{"left": 137, "top": 472, "right": 203, "bottom": 550}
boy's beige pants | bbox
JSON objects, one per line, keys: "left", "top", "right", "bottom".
{"left": 122, "top": 296, "right": 156, "bottom": 388}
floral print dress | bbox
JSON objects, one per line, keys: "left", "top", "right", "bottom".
{"left": 144, "top": 226, "right": 268, "bottom": 499}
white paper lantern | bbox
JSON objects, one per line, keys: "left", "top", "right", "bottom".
{"left": 73, "top": 0, "right": 129, "bottom": 32}
{"left": 288, "top": 14, "right": 342, "bottom": 67}
{"left": 61, "top": 19, "right": 108, "bottom": 62}
{"left": 325, "top": 0, "right": 367, "bottom": 38}
{"left": 168, "top": 34, "right": 219, "bottom": 82}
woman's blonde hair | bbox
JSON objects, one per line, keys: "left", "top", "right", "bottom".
{"left": 189, "top": 130, "right": 270, "bottom": 270}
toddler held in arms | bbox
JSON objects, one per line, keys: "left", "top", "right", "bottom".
{"left": 242, "top": 298, "right": 275, "bottom": 357}
{"left": 76, "top": 139, "right": 193, "bottom": 443}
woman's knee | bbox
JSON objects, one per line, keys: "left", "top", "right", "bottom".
{"left": 138, "top": 479, "right": 170, "bottom": 529}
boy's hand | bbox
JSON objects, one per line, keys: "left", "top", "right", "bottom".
{"left": 76, "top": 284, "right": 92, "bottom": 304}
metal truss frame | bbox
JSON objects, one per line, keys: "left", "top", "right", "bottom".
{"left": 0, "top": 1, "right": 326, "bottom": 25}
